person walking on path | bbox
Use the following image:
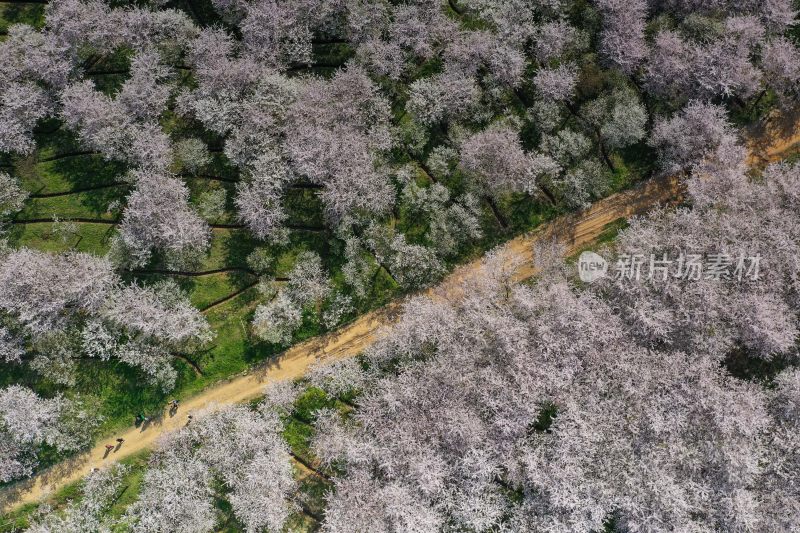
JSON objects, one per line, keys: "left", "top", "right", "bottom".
{"left": 103, "top": 444, "right": 114, "bottom": 458}
{"left": 115, "top": 438, "right": 124, "bottom": 450}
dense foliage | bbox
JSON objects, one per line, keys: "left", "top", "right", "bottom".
{"left": 309, "top": 142, "right": 800, "bottom": 532}
{"left": 0, "top": 0, "right": 798, "bottom": 530}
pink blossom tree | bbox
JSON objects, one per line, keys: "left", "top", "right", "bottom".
{"left": 28, "top": 464, "right": 130, "bottom": 532}
{"left": 124, "top": 403, "right": 295, "bottom": 532}
{"left": 0, "top": 248, "right": 115, "bottom": 334}
{"left": 459, "top": 125, "right": 559, "bottom": 198}
{"left": 118, "top": 171, "right": 211, "bottom": 269}
{"left": 0, "top": 385, "right": 98, "bottom": 483}
{"left": 595, "top": 0, "right": 648, "bottom": 74}
{"left": 0, "top": 171, "right": 28, "bottom": 216}
{"left": 285, "top": 66, "right": 395, "bottom": 223}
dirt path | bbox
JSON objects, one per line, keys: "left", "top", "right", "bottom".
{"left": 2, "top": 119, "right": 799, "bottom": 514}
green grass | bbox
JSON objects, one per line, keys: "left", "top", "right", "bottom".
{"left": 134, "top": 271, "right": 257, "bottom": 310}
{"left": 0, "top": 2, "right": 45, "bottom": 34}
{"left": 7, "top": 221, "right": 118, "bottom": 254}
{"left": 18, "top": 193, "right": 121, "bottom": 220}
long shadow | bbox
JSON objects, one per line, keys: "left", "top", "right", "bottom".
{"left": 48, "top": 156, "right": 128, "bottom": 212}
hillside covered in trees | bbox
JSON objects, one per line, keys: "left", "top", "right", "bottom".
{"left": 1, "top": 0, "right": 799, "bottom": 531}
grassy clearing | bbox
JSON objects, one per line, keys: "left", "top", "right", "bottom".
{"left": 7, "top": 221, "right": 117, "bottom": 254}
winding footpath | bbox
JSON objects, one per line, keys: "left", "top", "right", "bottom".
{"left": 2, "top": 118, "right": 799, "bottom": 514}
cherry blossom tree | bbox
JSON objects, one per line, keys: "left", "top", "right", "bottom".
{"left": 406, "top": 69, "right": 480, "bottom": 126}
{"left": 252, "top": 251, "right": 330, "bottom": 344}
{"left": 311, "top": 256, "right": 787, "bottom": 531}
{"left": 0, "top": 247, "right": 210, "bottom": 388}
{"left": 0, "top": 82, "right": 53, "bottom": 156}
{"left": 583, "top": 87, "right": 647, "bottom": 150}
{"left": 83, "top": 279, "right": 212, "bottom": 389}
{"left": 285, "top": 66, "right": 395, "bottom": 223}
{"left": 649, "top": 100, "right": 742, "bottom": 172}
{"left": 234, "top": 150, "right": 291, "bottom": 242}
{"left": 322, "top": 293, "right": 355, "bottom": 329}
{"left": 172, "top": 138, "right": 211, "bottom": 174}
{"left": 595, "top": 0, "right": 648, "bottom": 74}
{"left": 459, "top": 125, "right": 558, "bottom": 197}
{"left": 0, "top": 326, "right": 24, "bottom": 364}
{"left": 0, "top": 171, "right": 28, "bottom": 216}
{"left": 691, "top": 16, "right": 765, "bottom": 100}
{"left": 757, "top": 369, "right": 800, "bottom": 531}
{"left": 400, "top": 179, "right": 482, "bottom": 258}
{"left": 125, "top": 446, "right": 216, "bottom": 533}
{"left": 309, "top": 138, "right": 800, "bottom": 529}
{"left": 644, "top": 29, "right": 694, "bottom": 102}
{"left": 285, "top": 251, "right": 331, "bottom": 306}
{"left": 101, "top": 280, "right": 212, "bottom": 347}
{"left": 536, "top": 127, "right": 611, "bottom": 208}
{"left": 46, "top": 0, "right": 197, "bottom": 56}
{"left": 195, "top": 189, "right": 226, "bottom": 222}
{"left": 365, "top": 224, "right": 445, "bottom": 289}
{"left": 124, "top": 403, "right": 295, "bottom": 533}
{"left": 387, "top": 3, "right": 455, "bottom": 63}
{"left": 518, "top": 348, "right": 768, "bottom": 532}
{"left": 599, "top": 157, "right": 800, "bottom": 360}
{"left": 533, "top": 63, "right": 579, "bottom": 103}
{"left": 0, "top": 23, "right": 72, "bottom": 89}
{"left": 444, "top": 30, "right": 526, "bottom": 88}
{"left": 60, "top": 81, "right": 172, "bottom": 171}
{"left": 532, "top": 20, "right": 586, "bottom": 63}
{"left": 0, "top": 385, "right": 97, "bottom": 482}
{"left": 252, "top": 292, "right": 303, "bottom": 345}
{"left": 238, "top": 0, "right": 314, "bottom": 69}
{"left": 644, "top": 14, "right": 773, "bottom": 103}
{"left": 0, "top": 20, "right": 72, "bottom": 159}
{"left": 118, "top": 171, "right": 211, "bottom": 269}
{"left": 762, "top": 37, "right": 800, "bottom": 106}
{"left": 0, "top": 248, "right": 115, "bottom": 334}
{"left": 340, "top": 236, "right": 376, "bottom": 299}
{"left": 117, "top": 48, "right": 173, "bottom": 123}
{"left": 28, "top": 464, "right": 129, "bottom": 533}
{"left": 312, "top": 268, "right": 627, "bottom": 531}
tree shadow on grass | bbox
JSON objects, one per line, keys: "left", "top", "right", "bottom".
{"left": 71, "top": 359, "right": 171, "bottom": 432}
{"left": 0, "top": 2, "right": 45, "bottom": 31}
{"left": 50, "top": 156, "right": 128, "bottom": 206}
{"left": 723, "top": 346, "right": 798, "bottom": 386}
